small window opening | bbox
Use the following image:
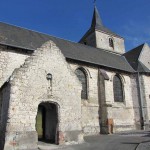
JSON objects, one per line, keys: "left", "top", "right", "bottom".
{"left": 84, "top": 41, "right": 87, "bottom": 45}
{"left": 109, "top": 38, "right": 114, "bottom": 49}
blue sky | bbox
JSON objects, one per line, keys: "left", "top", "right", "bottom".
{"left": 0, "top": 0, "right": 150, "bottom": 51}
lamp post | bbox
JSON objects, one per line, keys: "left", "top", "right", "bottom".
{"left": 46, "top": 73, "right": 53, "bottom": 96}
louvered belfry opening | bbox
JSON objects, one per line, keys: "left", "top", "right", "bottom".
{"left": 109, "top": 38, "right": 114, "bottom": 49}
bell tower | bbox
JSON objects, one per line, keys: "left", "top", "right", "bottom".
{"left": 79, "top": 6, "right": 125, "bottom": 54}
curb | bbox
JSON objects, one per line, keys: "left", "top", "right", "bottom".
{"left": 136, "top": 141, "right": 150, "bottom": 150}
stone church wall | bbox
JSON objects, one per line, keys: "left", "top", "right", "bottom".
{"left": 141, "top": 75, "right": 150, "bottom": 129}
{"left": 69, "top": 63, "right": 100, "bottom": 135}
{"left": 0, "top": 45, "right": 30, "bottom": 87}
{"left": 95, "top": 31, "right": 125, "bottom": 54}
{"left": 138, "top": 43, "right": 150, "bottom": 69}
{"left": 69, "top": 62, "right": 136, "bottom": 134}
{"left": 130, "top": 74, "right": 141, "bottom": 130}
{"left": 0, "top": 40, "right": 148, "bottom": 149}
{"left": 0, "top": 82, "right": 11, "bottom": 150}
{"left": 104, "top": 71, "right": 135, "bottom": 132}
{"left": 3, "top": 41, "right": 82, "bottom": 150}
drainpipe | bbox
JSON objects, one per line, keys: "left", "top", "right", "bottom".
{"left": 136, "top": 72, "right": 145, "bottom": 130}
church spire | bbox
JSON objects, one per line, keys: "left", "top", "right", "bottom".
{"left": 79, "top": 5, "right": 125, "bottom": 53}
{"left": 91, "top": 6, "right": 103, "bottom": 29}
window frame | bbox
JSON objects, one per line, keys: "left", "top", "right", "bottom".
{"left": 75, "top": 67, "right": 88, "bottom": 100}
{"left": 113, "top": 74, "right": 124, "bottom": 102}
{"left": 109, "top": 38, "right": 114, "bottom": 49}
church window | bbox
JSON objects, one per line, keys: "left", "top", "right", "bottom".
{"left": 75, "top": 68, "right": 88, "bottom": 99}
{"left": 113, "top": 75, "right": 124, "bottom": 102}
{"left": 109, "top": 38, "right": 114, "bottom": 49}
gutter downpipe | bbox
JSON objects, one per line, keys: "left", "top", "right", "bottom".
{"left": 137, "top": 71, "right": 145, "bottom": 130}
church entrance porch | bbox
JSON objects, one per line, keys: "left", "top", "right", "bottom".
{"left": 36, "top": 102, "right": 58, "bottom": 144}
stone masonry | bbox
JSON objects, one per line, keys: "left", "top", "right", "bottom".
{"left": 1, "top": 41, "right": 83, "bottom": 150}
{"left": 95, "top": 31, "right": 125, "bottom": 54}
{"left": 140, "top": 75, "right": 150, "bottom": 129}
{"left": 0, "top": 5, "right": 150, "bottom": 150}
{"left": 0, "top": 45, "right": 30, "bottom": 87}
{"left": 69, "top": 62, "right": 136, "bottom": 134}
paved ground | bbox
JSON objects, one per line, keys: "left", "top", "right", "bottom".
{"left": 38, "top": 130, "right": 150, "bottom": 150}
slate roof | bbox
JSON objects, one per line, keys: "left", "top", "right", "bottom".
{"left": 91, "top": 6, "right": 104, "bottom": 28}
{"left": 124, "top": 44, "right": 150, "bottom": 73}
{"left": 123, "top": 44, "right": 144, "bottom": 70}
{"left": 137, "top": 62, "right": 150, "bottom": 73}
{"left": 79, "top": 6, "right": 122, "bottom": 42}
{"left": 0, "top": 22, "right": 134, "bottom": 73}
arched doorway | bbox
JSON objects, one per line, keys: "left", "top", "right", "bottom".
{"left": 36, "top": 102, "right": 58, "bottom": 144}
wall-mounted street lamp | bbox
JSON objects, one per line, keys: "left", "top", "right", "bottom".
{"left": 46, "top": 73, "right": 53, "bottom": 96}
{"left": 46, "top": 73, "right": 52, "bottom": 81}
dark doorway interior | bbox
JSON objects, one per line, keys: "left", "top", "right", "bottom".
{"left": 36, "top": 103, "right": 58, "bottom": 144}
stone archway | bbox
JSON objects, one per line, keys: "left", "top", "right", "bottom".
{"left": 36, "top": 102, "right": 59, "bottom": 144}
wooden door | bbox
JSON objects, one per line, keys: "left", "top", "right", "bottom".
{"left": 36, "top": 106, "right": 43, "bottom": 139}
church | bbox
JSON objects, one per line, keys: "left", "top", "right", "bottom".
{"left": 0, "top": 6, "right": 150, "bottom": 150}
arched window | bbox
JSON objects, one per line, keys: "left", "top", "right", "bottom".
{"left": 109, "top": 38, "right": 114, "bottom": 49}
{"left": 113, "top": 75, "right": 124, "bottom": 102}
{"left": 75, "top": 68, "right": 88, "bottom": 99}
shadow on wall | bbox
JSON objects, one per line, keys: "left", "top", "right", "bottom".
{"left": 98, "top": 69, "right": 110, "bottom": 134}
{"left": 0, "top": 82, "right": 11, "bottom": 150}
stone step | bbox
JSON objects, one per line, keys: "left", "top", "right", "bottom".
{"left": 38, "top": 142, "right": 65, "bottom": 150}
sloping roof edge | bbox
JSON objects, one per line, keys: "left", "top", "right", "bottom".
{"left": 0, "top": 21, "right": 135, "bottom": 73}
